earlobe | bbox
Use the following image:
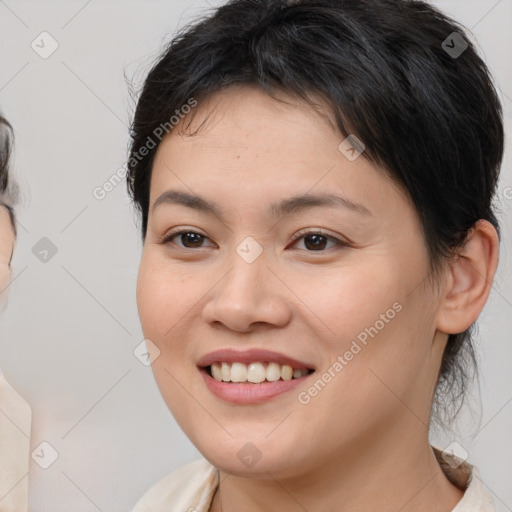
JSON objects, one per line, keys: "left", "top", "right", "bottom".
{"left": 436, "top": 220, "right": 499, "bottom": 335}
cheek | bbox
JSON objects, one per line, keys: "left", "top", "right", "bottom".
{"left": 136, "top": 255, "right": 197, "bottom": 414}
{"left": 303, "top": 260, "right": 437, "bottom": 402}
{"left": 136, "top": 251, "right": 206, "bottom": 378}
{"left": 136, "top": 253, "right": 189, "bottom": 336}
{"left": 295, "top": 262, "right": 404, "bottom": 349}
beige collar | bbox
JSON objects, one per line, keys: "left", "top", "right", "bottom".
{"left": 0, "top": 374, "right": 31, "bottom": 512}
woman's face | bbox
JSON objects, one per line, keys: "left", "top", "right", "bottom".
{"left": 137, "top": 85, "right": 449, "bottom": 479}
{"left": 0, "top": 205, "right": 14, "bottom": 295}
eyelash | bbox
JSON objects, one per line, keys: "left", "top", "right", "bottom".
{"left": 160, "top": 228, "right": 348, "bottom": 252}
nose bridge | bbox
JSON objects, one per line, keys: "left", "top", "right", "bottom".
{"left": 220, "top": 239, "right": 268, "bottom": 309}
{"left": 202, "top": 239, "right": 291, "bottom": 331}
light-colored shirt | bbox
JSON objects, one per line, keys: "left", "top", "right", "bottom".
{"left": 0, "top": 374, "right": 31, "bottom": 512}
{"left": 132, "top": 446, "right": 495, "bottom": 512}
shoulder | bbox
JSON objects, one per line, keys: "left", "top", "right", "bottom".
{"left": 0, "top": 373, "right": 31, "bottom": 434}
{"left": 451, "top": 465, "right": 496, "bottom": 512}
{"left": 0, "top": 374, "right": 31, "bottom": 512}
{"left": 432, "top": 446, "right": 496, "bottom": 512}
{"left": 131, "top": 458, "right": 218, "bottom": 512}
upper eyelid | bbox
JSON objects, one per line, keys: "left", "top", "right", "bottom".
{"left": 291, "top": 228, "right": 343, "bottom": 241}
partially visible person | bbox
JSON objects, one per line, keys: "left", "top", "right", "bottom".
{"left": 0, "top": 113, "right": 31, "bottom": 512}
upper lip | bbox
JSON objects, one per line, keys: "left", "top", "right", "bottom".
{"left": 197, "top": 348, "right": 315, "bottom": 370}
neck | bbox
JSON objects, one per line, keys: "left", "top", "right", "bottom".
{"left": 210, "top": 423, "right": 464, "bottom": 512}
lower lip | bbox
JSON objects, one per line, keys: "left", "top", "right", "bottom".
{"left": 200, "top": 367, "right": 312, "bottom": 404}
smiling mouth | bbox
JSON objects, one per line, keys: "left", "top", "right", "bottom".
{"left": 204, "top": 361, "right": 315, "bottom": 384}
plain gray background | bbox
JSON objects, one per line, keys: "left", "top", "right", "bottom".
{"left": 0, "top": 0, "right": 510, "bottom": 511}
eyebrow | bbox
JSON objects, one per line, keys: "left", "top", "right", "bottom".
{"left": 152, "top": 189, "right": 372, "bottom": 219}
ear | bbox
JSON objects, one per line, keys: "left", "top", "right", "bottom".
{"left": 436, "top": 220, "right": 499, "bottom": 335}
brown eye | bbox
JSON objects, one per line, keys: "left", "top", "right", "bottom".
{"left": 179, "top": 232, "right": 205, "bottom": 248}
{"left": 163, "top": 230, "right": 212, "bottom": 249}
{"left": 291, "top": 230, "right": 346, "bottom": 252}
{"left": 303, "top": 234, "right": 329, "bottom": 251}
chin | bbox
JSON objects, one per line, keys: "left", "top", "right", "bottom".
{"left": 193, "top": 434, "right": 305, "bottom": 479}
{"left": 205, "top": 451, "right": 288, "bottom": 478}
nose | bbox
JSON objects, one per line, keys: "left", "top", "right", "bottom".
{"left": 201, "top": 251, "right": 292, "bottom": 333}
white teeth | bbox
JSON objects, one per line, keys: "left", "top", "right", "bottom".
{"left": 281, "top": 364, "right": 293, "bottom": 381}
{"left": 211, "top": 362, "right": 223, "bottom": 381}
{"left": 208, "top": 361, "right": 310, "bottom": 383}
{"left": 230, "top": 362, "right": 247, "bottom": 382}
{"left": 221, "top": 362, "right": 231, "bottom": 382}
{"left": 247, "top": 362, "right": 266, "bottom": 383}
{"left": 266, "top": 362, "right": 281, "bottom": 382}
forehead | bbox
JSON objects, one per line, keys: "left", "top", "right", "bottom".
{"left": 149, "top": 85, "right": 410, "bottom": 219}
{"left": 173, "top": 85, "right": 337, "bottom": 150}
